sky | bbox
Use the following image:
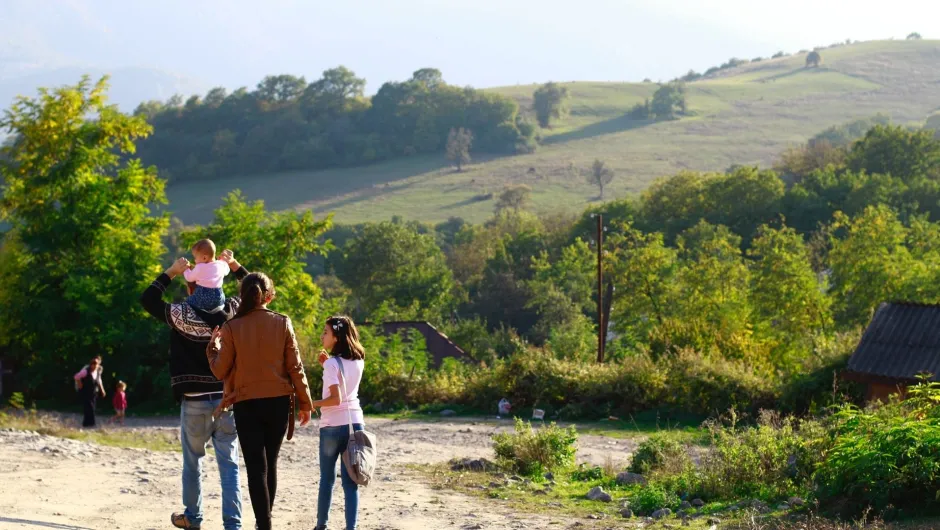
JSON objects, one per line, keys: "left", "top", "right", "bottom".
{"left": 0, "top": 0, "right": 937, "bottom": 96}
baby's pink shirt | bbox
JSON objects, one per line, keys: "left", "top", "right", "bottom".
{"left": 183, "top": 261, "right": 230, "bottom": 288}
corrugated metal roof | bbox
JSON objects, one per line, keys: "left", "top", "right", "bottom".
{"left": 847, "top": 302, "right": 940, "bottom": 381}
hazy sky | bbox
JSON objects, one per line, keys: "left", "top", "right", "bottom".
{"left": 1, "top": 0, "right": 937, "bottom": 93}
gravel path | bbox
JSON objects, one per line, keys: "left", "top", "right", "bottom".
{"left": 0, "top": 416, "right": 642, "bottom": 529}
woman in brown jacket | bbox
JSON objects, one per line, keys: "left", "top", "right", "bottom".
{"left": 207, "top": 272, "right": 313, "bottom": 530}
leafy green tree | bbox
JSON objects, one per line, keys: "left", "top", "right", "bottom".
{"left": 532, "top": 82, "right": 570, "bottom": 128}
{"left": 586, "top": 159, "right": 615, "bottom": 200}
{"left": 446, "top": 127, "right": 473, "bottom": 171}
{"left": 180, "top": 191, "right": 332, "bottom": 337}
{"left": 651, "top": 82, "right": 687, "bottom": 120}
{"left": 847, "top": 124, "right": 940, "bottom": 181}
{"left": 774, "top": 140, "right": 847, "bottom": 183}
{"left": 0, "top": 76, "right": 169, "bottom": 399}
{"left": 340, "top": 221, "right": 455, "bottom": 318}
{"left": 495, "top": 184, "right": 532, "bottom": 213}
{"left": 411, "top": 68, "right": 444, "bottom": 90}
{"left": 748, "top": 224, "right": 832, "bottom": 366}
{"left": 907, "top": 32, "right": 922, "bottom": 40}
{"left": 806, "top": 50, "right": 822, "bottom": 68}
{"left": 828, "top": 206, "right": 923, "bottom": 326}
{"left": 526, "top": 238, "right": 595, "bottom": 346}
{"left": 606, "top": 224, "right": 679, "bottom": 340}
{"left": 256, "top": 74, "right": 306, "bottom": 104}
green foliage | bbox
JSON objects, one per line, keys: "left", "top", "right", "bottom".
{"left": 571, "top": 463, "right": 605, "bottom": 482}
{"left": 628, "top": 484, "right": 681, "bottom": 515}
{"left": 494, "top": 184, "right": 532, "bottom": 213}
{"left": 180, "top": 191, "right": 332, "bottom": 340}
{"left": 847, "top": 124, "right": 940, "bottom": 181}
{"left": 811, "top": 114, "right": 892, "bottom": 148}
{"left": 0, "top": 76, "right": 170, "bottom": 401}
{"left": 340, "top": 221, "right": 455, "bottom": 318}
{"left": 533, "top": 82, "right": 570, "bottom": 128}
{"left": 492, "top": 419, "right": 578, "bottom": 477}
{"left": 814, "top": 381, "right": 940, "bottom": 516}
{"left": 699, "top": 411, "right": 822, "bottom": 501}
{"left": 650, "top": 82, "right": 687, "bottom": 120}
{"left": 585, "top": 159, "right": 615, "bottom": 200}
{"left": 630, "top": 433, "right": 688, "bottom": 475}
{"left": 7, "top": 392, "right": 26, "bottom": 410}
{"left": 137, "top": 67, "right": 534, "bottom": 182}
{"left": 907, "top": 32, "right": 922, "bottom": 40}
{"left": 446, "top": 127, "right": 473, "bottom": 171}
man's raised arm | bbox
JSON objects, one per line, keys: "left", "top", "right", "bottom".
{"left": 140, "top": 257, "right": 190, "bottom": 326}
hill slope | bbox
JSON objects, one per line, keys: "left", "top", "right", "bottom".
{"left": 166, "top": 40, "right": 940, "bottom": 225}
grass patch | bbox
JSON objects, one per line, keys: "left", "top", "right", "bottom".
{"left": 0, "top": 410, "right": 179, "bottom": 452}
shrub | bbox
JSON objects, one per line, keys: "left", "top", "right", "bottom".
{"left": 699, "top": 410, "right": 819, "bottom": 501}
{"left": 571, "top": 463, "right": 605, "bottom": 481}
{"left": 630, "top": 433, "right": 688, "bottom": 475}
{"left": 492, "top": 419, "right": 578, "bottom": 477}
{"left": 629, "top": 483, "right": 681, "bottom": 515}
{"left": 814, "top": 381, "right": 940, "bottom": 516}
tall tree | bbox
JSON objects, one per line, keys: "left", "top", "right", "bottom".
{"left": 0, "top": 76, "right": 169, "bottom": 398}
{"left": 907, "top": 32, "right": 923, "bottom": 40}
{"left": 340, "top": 222, "right": 455, "bottom": 318}
{"left": 586, "top": 159, "right": 615, "bottom": 200}
{"left": 532, "top": 82, "right": 570, "bottom": 128}
{"left": 446, "top": 127, "right": 473, "bottom": 171}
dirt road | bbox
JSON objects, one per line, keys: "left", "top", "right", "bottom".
{"left": 0, "top": 416, "right": 639, "bottom": 529}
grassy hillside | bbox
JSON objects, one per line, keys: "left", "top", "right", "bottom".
{"left": 166, "top": 40, "right": 940, "bottom": 225}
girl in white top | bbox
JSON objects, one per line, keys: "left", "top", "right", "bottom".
{"left": 312, "top": 315, "right": 365, "bottom": 530}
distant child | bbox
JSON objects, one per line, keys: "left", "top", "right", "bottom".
{"left": 183, "top": 239, "right": 230, "bottom": 313}
{"left": 112, "top": 381, "right": 128, "bottom": 426}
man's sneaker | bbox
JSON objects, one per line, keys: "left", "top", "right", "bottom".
{"left": 171, "top": 512, "right": 200, "bottom": 529}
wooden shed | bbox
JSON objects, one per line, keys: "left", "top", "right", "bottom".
{"left": 843, "top": 302, "right": 940, "bottom": 401}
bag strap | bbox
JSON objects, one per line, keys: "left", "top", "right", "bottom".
{"left": 333, "top": 356, "right": 356, "bottom": 437}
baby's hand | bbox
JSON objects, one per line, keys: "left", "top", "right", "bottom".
{"left": 317, "top": 350, "right": 329, "bottom": 366}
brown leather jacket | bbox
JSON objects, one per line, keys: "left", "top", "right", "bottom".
{"left": 206, "top": 308, "right": 313, "bottom": 411}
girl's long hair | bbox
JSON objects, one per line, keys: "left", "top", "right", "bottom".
{"left": 326, "top": 316, "right": 365, "bottom": 360}
{"left": 234, "top": 272, "right": 274, "bottom": 319}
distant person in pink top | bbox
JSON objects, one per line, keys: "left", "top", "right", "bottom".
{"left": 183, "top": 239, "right": 231, "bottom": 313}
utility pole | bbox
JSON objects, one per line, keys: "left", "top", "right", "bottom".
{"left": 596, "top": 213, "right": 605, "bottom": 363}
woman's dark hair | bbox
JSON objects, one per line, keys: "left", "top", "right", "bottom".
{"left": 326, "top": 316, "right": 365, "bottom": 360}
{"left": 235, "top": 272, "right": 274, "bottom": 318}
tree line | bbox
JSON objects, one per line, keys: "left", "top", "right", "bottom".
{"left": 3, "top": 78, "right": 940, "bottom": 411}
{"left": 133, "top": 67, "right": 537, "bottom": 183}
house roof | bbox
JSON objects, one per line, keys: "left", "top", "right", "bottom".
{"left": 846, "top": 302, "right": 940, "bottom": 382}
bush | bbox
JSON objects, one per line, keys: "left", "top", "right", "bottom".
{"left": 492, "top": 418, "right": 578, "bottom": 477}
{"left": 629, "top": 483, "right": 681, "bottom": 515}
{"left": 814, "top": 381, "right": 940, "bottom": 516}
{"left": 630, "top": 433, "right": 689, "bottom": 475}
{"left": 571, "top": 463, "right": 605, "bottom": 481}
{"left": 698, "top": 410, "right": 821, "bottom": 501}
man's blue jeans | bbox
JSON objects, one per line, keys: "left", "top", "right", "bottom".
{"left": 181, "top": 397, "right": 242, "bottom": 529}
{"left": 317, "top": 424, "right": 364, "bottom": 530}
